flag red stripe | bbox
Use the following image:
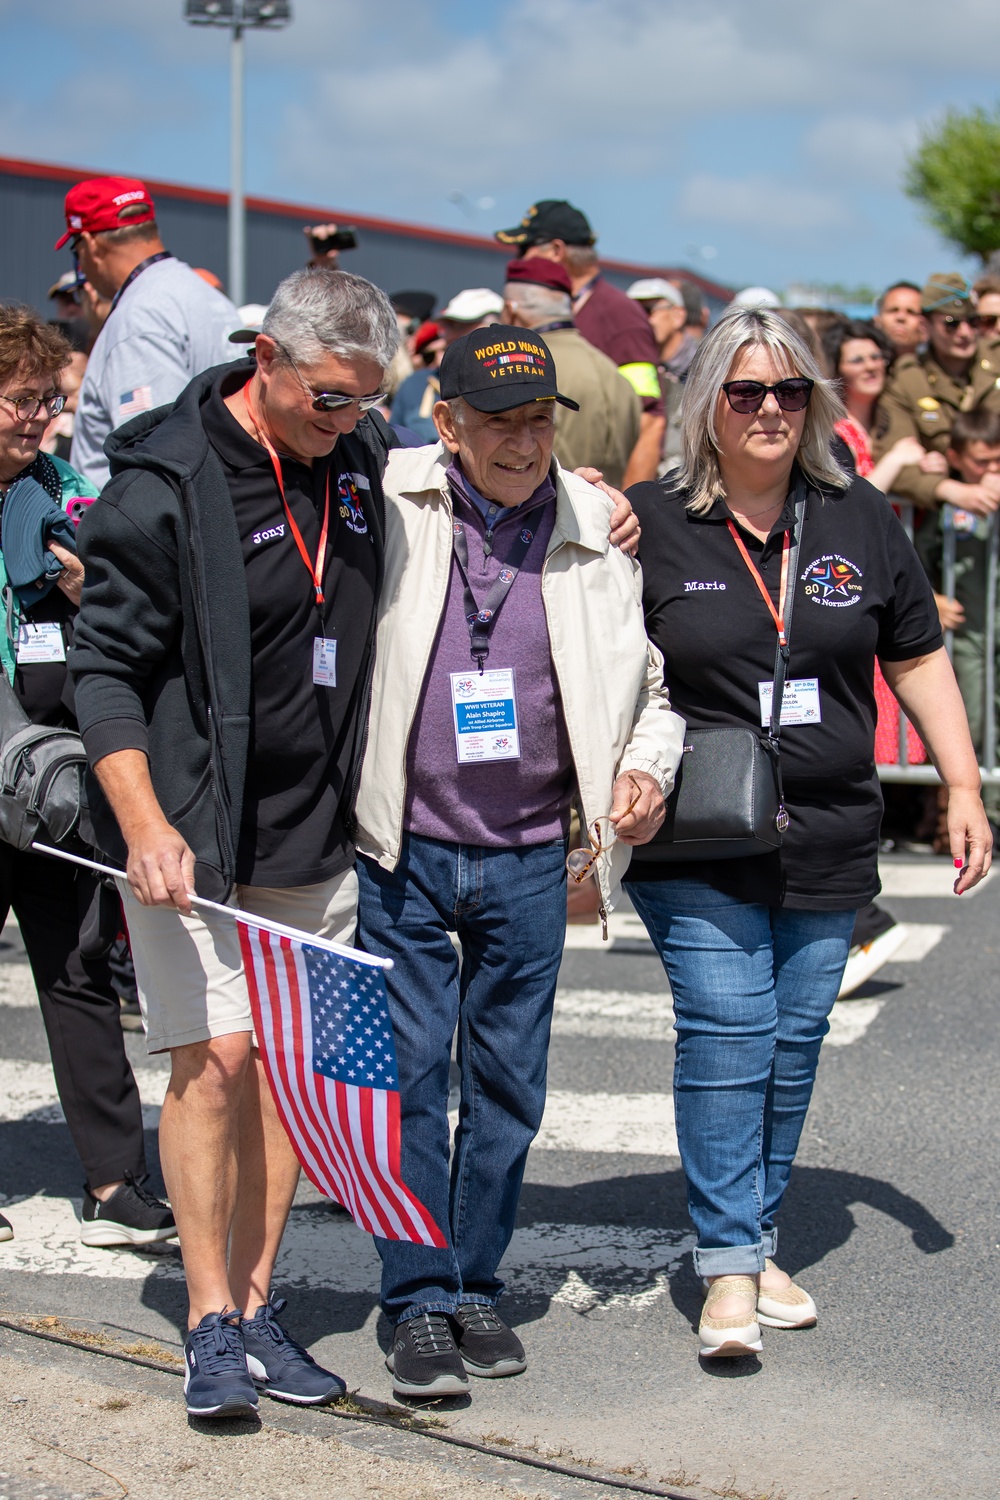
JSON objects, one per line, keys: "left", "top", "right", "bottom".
{"left": 356, "top": 1084, "right": 432, "bottom": 1244}
{"left": 238, "top": 919, "right": 445, "bottom": 1246}
{"left": 240, "top": 926, "right": 341, "bottom": 1200}
{"left": 275, "top": 935, "right": 372, "bottom": 1222}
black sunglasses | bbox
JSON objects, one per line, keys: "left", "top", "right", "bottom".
{"left": 722, "top": 378, "right": 814, "bottom": 414}
{"left": 274, "top": 339, "right": 384, "bottom": 413}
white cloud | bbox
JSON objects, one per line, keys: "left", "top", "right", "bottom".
{"left": 803, "top": 114, "right": 922, "bottom": 188}
{"left": 677, "top": 174, "right": 849, "bottom": 235}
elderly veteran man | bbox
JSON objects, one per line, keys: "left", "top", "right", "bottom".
{"left": 874, "top": 273, "right": 1000, "bottom": 510}
{"left": 69, "top": 267, "right": 405, "bottom": 1421}
{"left": 496, "top": 200, "right": 665, "bottom": 486}
{"left": 503, "top": 256, "right": 640, "bottom": 488}
{"left": 353, "top": 325, "right": 684, "bottom": 1400}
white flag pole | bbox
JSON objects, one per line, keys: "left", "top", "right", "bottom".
{"left": 30, "top": 842, "right": 392, "bottom": 971}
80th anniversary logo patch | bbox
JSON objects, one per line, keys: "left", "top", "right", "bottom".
{"left": 801, "top": 553, "right": 863, "bottom": 608}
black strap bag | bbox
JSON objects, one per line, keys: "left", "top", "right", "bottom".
{"left": 0, "top": 670, "right": 90, "bottom": 851}
{"left": 630, "top": 494, "right": 805, "bottom": 864}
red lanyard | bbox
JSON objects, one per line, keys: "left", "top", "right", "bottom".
{"left": 243, "top": 378, "right": 330, "bottom": 607}
{"left": 726, "top": 520, "right": 791, "bottom": 648}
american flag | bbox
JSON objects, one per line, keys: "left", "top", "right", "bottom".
{"left": 117, "top": 386, "right": 153, "bottom": 419}
{"left": 238, "top": 921, "right": 445, "bottom": 1247}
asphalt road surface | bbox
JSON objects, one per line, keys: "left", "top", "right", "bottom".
{"left": 1, "top": 853, "right": 998, "bottom": 1500}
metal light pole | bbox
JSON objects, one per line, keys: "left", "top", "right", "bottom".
{"left": 184, "top": 1, "right": 292, "bottom": 308}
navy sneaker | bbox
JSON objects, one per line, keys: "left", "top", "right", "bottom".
{"left": 183, "top": 1309, "right": 259, "bottom": 1418}
{"left": 242, "top": 1295, "right": 346, "bottom": 1405}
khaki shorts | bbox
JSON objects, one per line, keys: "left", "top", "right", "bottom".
{"left": 118, "top": 869, "right": 359, "bottom": 1054}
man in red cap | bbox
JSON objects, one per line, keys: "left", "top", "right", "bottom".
{"left": 495, "top": 200, "right": 664, "bottom": 484}
{"left": 503, "top": 257, "right": 640, "bottom": 491}
{"left": 57, "top": 177, "right": 240, "bottom": 487}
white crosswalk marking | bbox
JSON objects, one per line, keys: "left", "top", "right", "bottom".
{"left": 552, "top": 989, "right": 674, "bottom": 1039}
{"left": 877, "top": 864, "right": 993, "bottom": 898}
{"left": 0, "top": 1190, "right": 694, "bottom": 1313}
{"left": 0, "top": 963, "right": 37, "bottom": 1007}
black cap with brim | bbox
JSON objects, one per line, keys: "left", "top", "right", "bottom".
{"left": 439, "top": 325, "right": 580, "bottom": 413}
{"left": 494, "top": 198, "right": 595, "bottom": 249}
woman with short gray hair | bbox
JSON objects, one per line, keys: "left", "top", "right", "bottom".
{"left": 619, "top": 307, "right": 990, "bottom": 1359}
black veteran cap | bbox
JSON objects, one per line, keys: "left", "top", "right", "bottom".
{"left": 495, "top": 199, "right": 595, "bottom": 249}
{"left": 439, "top": 324, "right": 580, "bottom": 413}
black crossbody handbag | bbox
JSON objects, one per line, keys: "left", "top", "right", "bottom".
{"left": 629, "top": 494, "right": 805, "bottom": 864}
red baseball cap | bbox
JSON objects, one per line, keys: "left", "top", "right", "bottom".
{"left": 55, "top": 176, "right": 157, "bottom": 250}
{"left": 504, "top": 257, "right": 573, "bottom": 296}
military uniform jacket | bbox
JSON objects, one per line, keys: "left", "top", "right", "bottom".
{"left": 873, "top": 339, "right": 1000, "bottom": 507}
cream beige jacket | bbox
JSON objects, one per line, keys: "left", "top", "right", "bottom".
{"left": 353, "top": 443, "right": 685, "bottom": 915}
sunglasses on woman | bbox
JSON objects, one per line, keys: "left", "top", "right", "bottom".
{"left": 721, "top": 378, "right": 814, "bottom": 414}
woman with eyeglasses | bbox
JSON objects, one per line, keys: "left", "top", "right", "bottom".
{"left": 823, "top": 319, "right": 946, "bottom": 496}
{"left": 0, "top": 304, "right": 174, "bottom": 1248}
{"left": 623, "top": 307, "right": 991, "bottom": 1360}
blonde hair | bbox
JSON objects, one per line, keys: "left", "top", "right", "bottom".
{"left": 677, "top": 306, "right": 850, "bottom": 514}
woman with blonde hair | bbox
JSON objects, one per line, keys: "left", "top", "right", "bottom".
{"left": 622, "top": 307, "right": 990, "bottom": 1359}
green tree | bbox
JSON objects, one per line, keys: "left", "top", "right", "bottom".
{"left": 905, "top": 104, "right": 1000, "bottom": 263}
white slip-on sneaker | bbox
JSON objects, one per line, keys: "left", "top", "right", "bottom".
{"left": 756, "top": 1260, "right": 818, "bottom": 1329}
{"left": 698, "top": 1276, "right": 763, "bottom": 1358}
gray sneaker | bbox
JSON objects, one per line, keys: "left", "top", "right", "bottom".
{"left": 386, "top": 1312, "right": 470, "bottom": 1398}
{"left": 450, "top": 1303, "right": 526, "bottom": 1377}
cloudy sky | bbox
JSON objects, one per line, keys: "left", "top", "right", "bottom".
{"left": 4, "top": 0, "right": 999, "bottom": 293}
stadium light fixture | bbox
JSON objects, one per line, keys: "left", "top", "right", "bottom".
{"left": 184, "top": 1, "right": 293, "bottom": 305}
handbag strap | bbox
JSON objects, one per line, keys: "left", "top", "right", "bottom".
{"left": 767, "top": 490, "right": 807, "bottom": 831}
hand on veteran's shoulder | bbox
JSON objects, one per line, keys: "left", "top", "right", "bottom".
{"left": 572, "top": 467, "right": 640, "bottom": 557}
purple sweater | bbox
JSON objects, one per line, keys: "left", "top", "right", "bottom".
{"left": 403, "top": 465, "right": 574, "bottom": 847}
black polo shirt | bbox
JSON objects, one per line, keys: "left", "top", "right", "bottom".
{"left": 201, "top": 368, "right": 383, "bottom": 888}
{"left": 626, "top": 470, "right": 943, "bottom": 910}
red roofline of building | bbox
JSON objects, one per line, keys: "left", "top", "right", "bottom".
{"left": 2, "top": 153, "right": 733, "bottom": 301}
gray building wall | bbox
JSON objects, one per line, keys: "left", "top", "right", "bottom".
{"left": 1, "top": 159, "right": 731, "bottom": 320}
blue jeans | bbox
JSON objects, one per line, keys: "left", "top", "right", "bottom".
{"left": 356, "top": 833, "right": 567, "bottom": 1323}
{"left": 629, "top": 880, "right": 855, "bottom": 1277}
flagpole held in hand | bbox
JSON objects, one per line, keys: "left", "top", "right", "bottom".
{"left": 30, "top": 841, "right": 391, "bottom": 968}
{"left": 29, "top": 840, "right": 442, "bottom": 1248}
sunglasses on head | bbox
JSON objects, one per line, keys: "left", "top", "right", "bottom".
{"left": 721, "top": 378, "right": 814, "bottom": 414}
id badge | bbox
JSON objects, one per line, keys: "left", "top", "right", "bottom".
{"left": 16, "top": 621, "right": 66, "bottom": 664}
{"left": 758, "top": 677, "right": 821, "bottom": 726}
{"left": 450, "top": 668, "right": 520, "bottom": 762}
{"left": 312, "top": 637, "right": 337, "bottom": 687}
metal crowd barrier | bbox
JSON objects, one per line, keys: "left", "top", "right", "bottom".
{"left": 878, "top": 499, "right": 1000, "bottom": 785}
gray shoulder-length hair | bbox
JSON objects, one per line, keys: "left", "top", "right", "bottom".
{"left": 262, "top": 266, "right": 400, "bottom": 372}
{"left": 677, "top": 306, "right": 850, "bottom": 514}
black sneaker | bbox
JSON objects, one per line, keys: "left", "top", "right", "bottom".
{"left": 0, "top": 1211, "right": 12, "bottom": 1242}
{"left": 80, "top": 1171, "right": 177, "bottom": 1247}
{"left": 184, "top": 1309, "right": 258, "bottom": 1418}
{"left": 385, "top": 1312, "right": 470, "bottom": 1398}
{"left": 242, "top": 1295, "right": 346, "bottom": 1405}
{"left": 450, "top": 1303, "right": 526, "bottom": 1378}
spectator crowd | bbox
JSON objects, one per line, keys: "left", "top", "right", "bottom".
{"left": 0, "top": 174, "right": 995, "bottom": 1416}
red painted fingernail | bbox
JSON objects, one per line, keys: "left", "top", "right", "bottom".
{"left": 954, "top": 859, "right": 964, "bottom": 868}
